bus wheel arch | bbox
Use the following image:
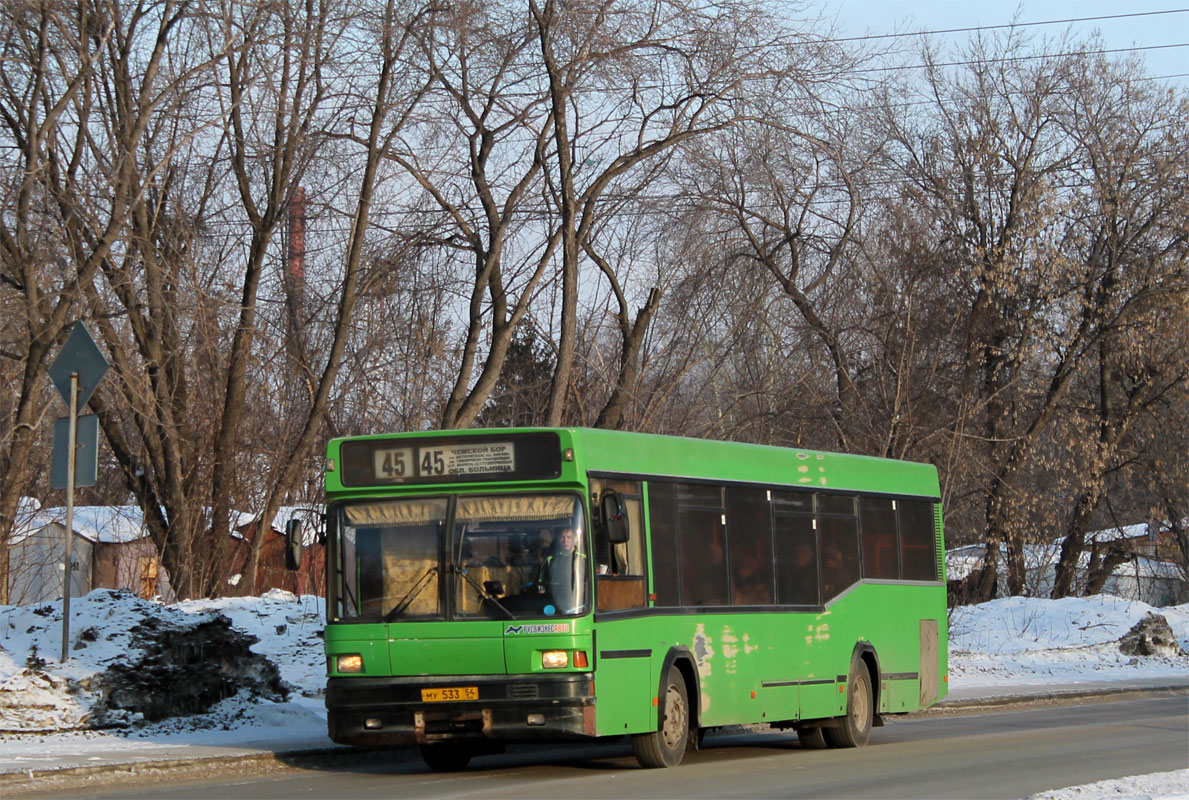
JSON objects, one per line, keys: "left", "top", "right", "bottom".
{"left": 655, "top": 646, "right": 700, "bottom": 732}
{"left": 632, "top": 648, "right": 699, "bottom": 768}
{"left": 824, "top": 646, "right": 877, "bottom": 748}
{"left": 854, "top": 643, "right": 882, "bottom": 723}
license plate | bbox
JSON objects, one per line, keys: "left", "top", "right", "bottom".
{"left": 420, "top": 686, "right": 479, "bottom": 702}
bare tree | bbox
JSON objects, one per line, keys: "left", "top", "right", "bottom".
{"left": 882, "top": 33, "right": 1188, "bottom": 599}
{"left": 529, "top": 0, "right": 812, "bottom": 427}
{"left": 0, "top": 0, "right": 180, "bottom": 601}
{"left": 1049, "top": 61, "right": 1189, "bottom": 596}
{"left": 72, "top": 0, "right": 433, "bottom": 598}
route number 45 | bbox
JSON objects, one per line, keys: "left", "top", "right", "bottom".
{"left": 421, "top": 449, "right": 446, "bottom": 475}
{"left": 374, "top": 446, "right": 448, "bottom": 479}
{"left": 375, "top": 447, "right": 413, "bottom": 479}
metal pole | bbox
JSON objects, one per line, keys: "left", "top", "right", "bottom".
{"left": 61, "top": 373, "right": 78, "bottom": 663}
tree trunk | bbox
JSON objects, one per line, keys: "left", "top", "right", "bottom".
{"left": 1084, "top": 541, "right": 1131, "bottom": 596}
{"left": 596, "top": 287, "right": 661, "bottom": 430}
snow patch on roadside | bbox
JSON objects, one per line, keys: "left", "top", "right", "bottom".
{"left": 0, "top": 589, "right": 325, "bottom": 734}
{"left": 948, "top": 596, "right": 1189, "bottom": 688}
{"left": 1028, "top": 768, "right": 1189, "bottom": 799}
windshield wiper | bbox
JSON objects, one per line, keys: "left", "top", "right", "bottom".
{"left": 384, "top": 566, "right": 438, "bottom": 622}
{"left": 452, "top": 565, "right": 517, "bottom": 620}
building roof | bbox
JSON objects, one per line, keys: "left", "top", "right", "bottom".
{"left": 12, "top": 505, "right": 285, "bottom": 545}
{"left": 16, "top": 505, "right": 147, "bottom": 544}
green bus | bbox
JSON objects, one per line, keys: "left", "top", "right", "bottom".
{"left": 287, "top": 428, "right": 947, "bottom": 770}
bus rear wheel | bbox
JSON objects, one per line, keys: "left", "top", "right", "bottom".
{"left": 419, "top": 743, "right": 474, "bottom": 771}
{"left": 632, "top": 666, "right": 690, "bottom": 768}
{"left": 824, "top": 661, "right": 873, "bottom": 748}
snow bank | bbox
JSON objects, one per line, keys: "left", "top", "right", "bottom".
{"left": 948, "top": 595, "right": 1189, "bottom": 690}
{"left": 0, "top": 589, "right": 325, "bottom": 734}
{"left": 1029, "top": 768, "right": 1189, "bottom": 800}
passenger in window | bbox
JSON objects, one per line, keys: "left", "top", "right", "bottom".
{"left": 821, "top": 544, "right": 843, "bottom": 598}
{"left": 539, "top": 526, "right": 586, "bottom": 612}
{"left": 732, "top": 546, "right": 772, "bottom": 605}
{"left": 793, "top": 544, "right": 814, "bottom": 569}
{"left": 508, "top": 534, "right": 539, "bottom": 587}
{"left": 791, "top": 543, "right": 818, "bottom": 604}
{"left": 532, "top": 528, "right": 554, "bottom": 564}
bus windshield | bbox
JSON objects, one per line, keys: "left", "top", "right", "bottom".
{"left": 334, "top": 493, "right": 589, "bottom": 621}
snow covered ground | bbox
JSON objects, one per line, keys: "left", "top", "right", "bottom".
{"left": 0, "top": 590, "right": 1186, "bottom": 796}
{"left": 1033, "top": 770, "right": 1189, "bottom": 800}
{"left": 948, "top": 595, "right": 1189, "bottom": 690}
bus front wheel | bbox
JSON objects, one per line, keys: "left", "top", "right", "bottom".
{"left": 632, "top": 666, "right": 690, "bottom": 768}
{"left": 824, "top": 661, "right": 873, "bottom": 748}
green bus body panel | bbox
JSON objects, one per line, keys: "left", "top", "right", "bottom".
{"left": 588, "top": 584, "right": 947, "bottom": 735}
{"left": 323, "top": 428, "right": 947, "bottom": 742}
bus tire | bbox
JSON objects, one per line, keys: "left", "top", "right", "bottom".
{"left": 419, "top": 743, "right": 473, "bottom": 771}
{"left": 796, "top": 724, "right": 828, "bottom": 749}
{"left": 825, "top": 661, "right": 873, "bottom": 748}
{"left": 631, "top": 666, "right": 690, "bottom": 768}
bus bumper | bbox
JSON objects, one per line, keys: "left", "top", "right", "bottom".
{"left": 326, "top": 673, "right": 597, "bottom": 747}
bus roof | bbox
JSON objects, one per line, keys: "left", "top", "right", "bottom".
{"left": 327, "top": 428, "right": 940, "bottom": 499}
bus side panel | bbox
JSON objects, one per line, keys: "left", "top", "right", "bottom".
{"left": 678, "top": 613, "right": 823, "bottom": 728}
{"left": 592, "top": 618, "right": 656, "bottom": 736}
{"left": 817, "top": 583, "right": 947, "bottom": 716}
{"left": 596, "top": 599, "right": 947, "bottom": 733}
{"left": 794, "top": 609, "right": 847, "bottom": 721}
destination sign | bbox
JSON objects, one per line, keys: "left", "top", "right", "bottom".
{"left": 373, "top": 442, "right": 515, "bottom": 481}
{"left": 340, "top": 432, "right": 561, "bottom": 487}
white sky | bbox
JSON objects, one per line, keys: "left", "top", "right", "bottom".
{"left": 825, "top": 1, "right": 1188, "bottom": 83}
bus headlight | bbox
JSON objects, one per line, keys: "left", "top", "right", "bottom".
{"left": 336, "top": 654, "right": 364, "bottom": 673}
{"left": 541, "top": 650, "right": 568, "bottom": 669}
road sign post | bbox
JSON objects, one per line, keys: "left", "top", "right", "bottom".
{"left": 47, "top": 322, "right": 109, "bottom": 663}
{"left": 62, "top": 376, "right": 78, "bottom": 663}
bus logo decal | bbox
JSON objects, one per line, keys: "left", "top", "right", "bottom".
{"left": 504, "top": 623, "right": 571, "bottom": 635}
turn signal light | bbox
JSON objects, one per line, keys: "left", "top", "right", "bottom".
{"left": 573, "top": 650, "right": 589, "bottom": 668}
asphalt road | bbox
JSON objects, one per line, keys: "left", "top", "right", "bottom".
{"left": 27, "top": 696, "right": 1189, "bottom": 799}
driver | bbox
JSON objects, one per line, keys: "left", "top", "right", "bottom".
{"left": 538, "top": 526, "right": 585, "bottom": 613}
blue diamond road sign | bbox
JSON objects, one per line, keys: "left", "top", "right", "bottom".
{"left": 48, "top": 322, "right": 109, "bottom": 409}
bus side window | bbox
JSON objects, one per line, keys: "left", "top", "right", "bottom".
{"left": 592, "top": 478, "right": 648, "bottom": 611}
{"left": 899, "top": 499, "right": 938, "bottom": 581}
{"left": 648, "top": 481, "right": 680, "bottom": 606}
{"left": 678, "top": 505, "right": 728, "bottom": 606}
{"left": 675, "top": 483, "right": 728, "bottom": 607}
{"left": 819, "top": 514, "right": 860, "bottom": 600}
{"left": 727, "top": 486, "right": 774, "bottom": 605}
{"left": 860, "top": 497, "right": 899, "bottom": 580}
{"left": 774, "top": 510, "right": 818, "bottom": 605}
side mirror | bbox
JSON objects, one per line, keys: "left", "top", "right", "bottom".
{"left": 601, "top": 490, "right": 630, "bottom": 544}
{"left": 285, "top": 519, "right": 304, "bottom": 570}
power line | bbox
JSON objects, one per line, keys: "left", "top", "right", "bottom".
{"left": 866, "top": 42, "right": 1189, "bottom": 73}
{"left": 827, "top": 8, "right": 1189, "bottom": 44}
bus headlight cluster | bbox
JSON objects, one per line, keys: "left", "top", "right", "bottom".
{"left": 336, "top": 654, "right": 364, "bottom": 673}
{"left": 541, "top": 650, "right": 568, "bottom": 669}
